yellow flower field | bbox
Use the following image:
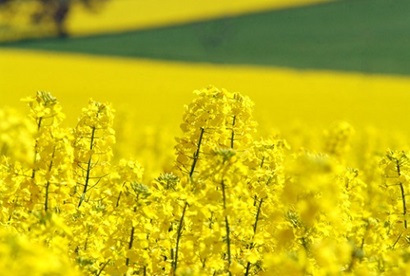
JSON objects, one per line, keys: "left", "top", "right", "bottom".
{"left": 3, "top": 1, "right": 410, "bottom": 275}
{"left": 2, "top": 47, "right": 410, "bottom": 182}
{"left": 0, "top": 0, "right": 330, "bottom": 40}
{"left": 1, "top": 48, "right": 410, "bottom": 136}
{"left": 2, "top": 86, "right": 410, "bottom": 275}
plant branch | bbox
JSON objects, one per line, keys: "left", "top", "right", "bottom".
{"left": 189, "top": 127, "right": 205, "bottom": 178}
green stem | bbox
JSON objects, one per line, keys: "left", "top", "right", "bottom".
{"left": 221, "top": 180, "right": 231, "bottom": 271}
{"left": 31, "top": 116, "right": 43, "bottom": 180}
{"left": 245, "top": 198, "right": 264, "bottom": 275}
{"left": 392, "top": 231, "right": 403, "bottom": 248}
{"left": 189, "top": 127, "right": 205, "bottom": 178}
{"left": 115, "top": 182, "right": 126, "bottom": 208}
{"left": 395, "top": 159, "right": 407, "bottom": 229}
{"left": 173, "top": 201, "right": 188, "bottom": 273}
{"left": 399, "top": 182, "right": 407, "bottom": 229}
{"left": 260, "top": 156, "right": 265, "bottom": 168}
{"left": 44, "top": 181, "right": 50, "bottom": 212}
{"left": 224, "top": 216, "right": 231, "bottom": 265}
{"left": 115, "top": 191, "right": 122, "bottom": 208}
{"left": 96, "top": 259, "right": 110, "bottom": 276}
{"left": 44, "top": 146, "right": 56, "bottom": 212}
{"left": 126, "top": 226, "right": 135, "bottom": 266}
{"left": 253, "top": 198, "right": 263, "bottom": 235}
{"left": 78, "top": 126, "right": 96, "bottom": 207}
{"left": 230, "top": 115, "right": 236, "bottom": 149}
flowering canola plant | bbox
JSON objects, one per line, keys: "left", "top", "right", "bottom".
{"left": 1, "top": 87, "right": 410, "bottom": 275}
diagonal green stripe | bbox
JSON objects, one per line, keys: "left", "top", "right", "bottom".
{"left": 2, "top": 0, "right": 410, "bottom": 76}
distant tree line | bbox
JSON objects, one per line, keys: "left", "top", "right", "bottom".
{"left": 0, "top": 0, "right": 108, "bottom": 37}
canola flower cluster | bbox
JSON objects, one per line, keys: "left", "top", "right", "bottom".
{"left": 1, "top": 87, "right": 410, "bottom": 275}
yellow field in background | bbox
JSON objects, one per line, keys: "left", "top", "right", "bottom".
{"left": 0, "top": 0, "right": 330, "bottom": 40}
{"left": 1, "top": 48, "right": 410, "bottom": 138}
{"left": 68, "top": 0, "right": 331, "bottom": 36}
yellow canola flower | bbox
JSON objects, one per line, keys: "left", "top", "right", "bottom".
{"left": 22, "top": 91, "right": 65, "bottom": 126}
{"left": 0, "top": 227, "right": 80, "bottom": 275}
{"left": 175, "top": 85, "right": 257, "bottom": 180}
{"left": 0, "top": 108, "right": 34, "bottom": 164}
{"left": 3, "top": 89, "right": 410, "bottom": 275}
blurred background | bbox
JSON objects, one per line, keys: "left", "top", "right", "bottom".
{"left": 1, "top": 0, "right": 410, "bottom": 137}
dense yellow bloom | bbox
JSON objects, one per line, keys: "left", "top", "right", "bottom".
{"left": 0, "top": 226, "right": 80, "bottom": 275}
{"left": 73, "top": 99, "right": 115, "bottom": 207}
{"left": 175, "top": 85, "right": 256, "bottom": 181}
{"left": 0, "top": 108, "right": 34, "bottom": 164}
{"left": 2, "top": 88, "right": 410, "bottom": 275}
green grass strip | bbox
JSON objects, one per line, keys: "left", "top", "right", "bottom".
{"left": 2, "top": 0, "right": 410, "bottom": 75}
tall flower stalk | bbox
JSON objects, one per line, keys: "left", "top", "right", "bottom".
{"left": 73, "top": 100, "right": 115, "bottom": 208}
